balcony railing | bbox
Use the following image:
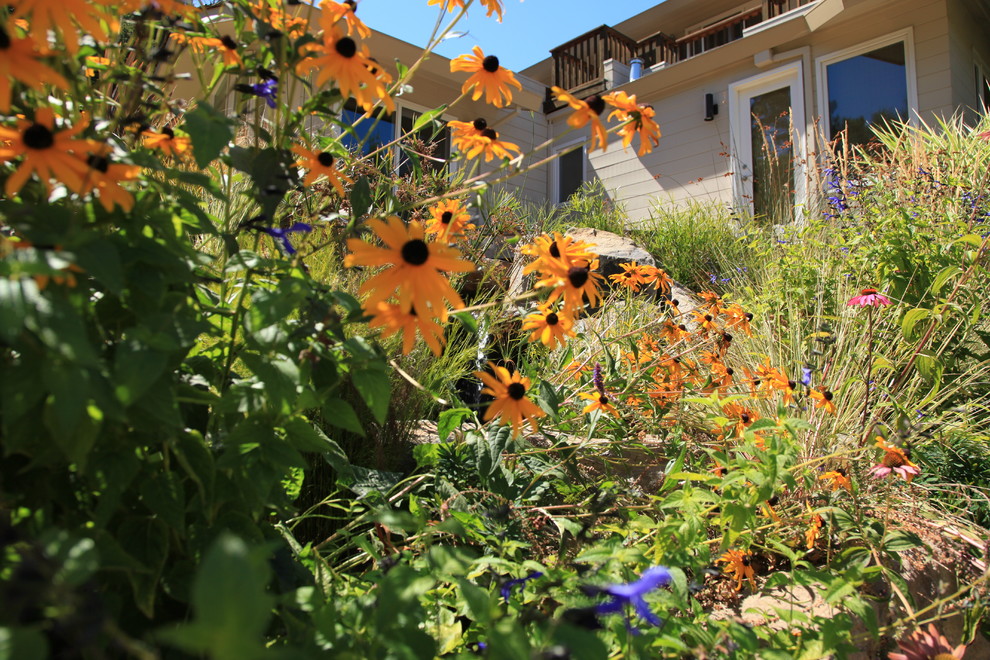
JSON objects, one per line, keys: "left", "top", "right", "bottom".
{"left": 548, "top": 0, "right": 817, "bottom": 103}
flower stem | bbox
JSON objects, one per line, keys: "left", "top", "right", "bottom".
{"left": 860, "top": 307, "right": 874, "bottom": 441}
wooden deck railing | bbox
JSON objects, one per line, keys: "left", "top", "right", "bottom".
{"left": 549, "top": 0, "right": 817, "bottom": 100}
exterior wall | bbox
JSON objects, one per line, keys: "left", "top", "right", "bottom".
{"left": 947, "top": 0, "right": 990, "bottom": 124}
{"left": 559, "top": 0, "right": 954, "bottom": 223}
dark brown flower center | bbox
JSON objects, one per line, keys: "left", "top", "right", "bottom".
{"left": 836, "top": 468, "right": 847, "bottom": 476}
{"left": 585, "top": 94, "right": 605, "bottom": 115}
{"left": 545, "top": 312, "right": 559, "bottom": 326}
{"left": 335, "top": 37, "right": 357, "bottom": 58}
{"left": 0, "top": 27, "right": 10, "bottom": 50}
{"left": 317, "top": 151, "right": 334, "bottom": 167}
{"left": 472, "top": 118, "right": 488, "bottom": 131}
{"left": 787, "top": 381, "right": 796, "bottom": 390}
{"left": 401, "top": 239, "right": 429, "bottom": 265}
{"left": 567, "top": 266, "right": 589, "bottom": 288}
{"left": 23, "top": 123, "right": 55, "bottom": 150}
{"left": 86, "top": 154, "right": 110, "bottom": 173}
{"left": 741, "top": 413, "right": 750, "bottom": 424}
{"left": 221, "top": 35, "right": 238, "bottom": 50}
{"left": 678, "top": 324, "right": 687, "bottom": 331}
{"left": 860, "top": 288, "right": 878, "bottom": 295}
{"left": 549, "top": 241, "right": 561, "bottom": 258}
{"left": 506, "top": 382, "right": 526, "bottom": 400}
{"left": 345, "top": 0, "right": 357, "bottom": 10}
{"left": 726, "top": 367, "right": 734, "bottom": 376}
{"left": 742, "top": 557, "right": 751, "bottom": 567}
{"left": 882, "top": 451, "right": 907, "bottom": 468}
{"left": 481, "top": 128, "right": 498, "bottom": 140}
{"left": 441, "top": 211, "right": 453, "bottom": 224}
{"left": 704, "top": 315, "right": 712, "bottom": 322}
{"left": 599, "top": 395, "right": 609, "bottom": 405}
{"left": 722, "top": 332, "right": 733, "bottom": 343}
{"left": 823, "top": 390, "right": 833, "bottom": 400}
{"left": 482, "top": 55, "right": 500, "bottom": 72}
{"left": 163, "top": 126, "right": 175, "bottom": 138}
{"left": 745, "top": 312, "right": 754, "bottom": 321}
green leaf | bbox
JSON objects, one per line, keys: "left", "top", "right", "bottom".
{"left": 74, "top": 238, "right": 124, "bottom": 295}
{"left": 882, "top": 529, "right": 923, "bottom": 552}
{"left": 411, "top": 105, "right": 448, "bottom": 133}
{"left": 158, "top": 534, "right": 273, "bottom": 660}
{"left": 931, "top": 266, "right": 963, "bottom": 295}
{"left": 437, "top": 407, "right": 473, "bottom": 442}
{"left": 901, "top": 307, "right": 931, "bottom": 342}
{"left": 352, "top": 366, "right": 391, "bottom": 424}
{"left": 321, "top": 398, "right": 366, "bottom": 436}
{"left": 350, "top": 176, "right": 372, "bottom": 221}
{"left": 844, "top": 595, "right": 879, "bottom": 638}
{"left": 451, "top": 310, "right": 478, "bottom": 334}
{"left": 114, "top": 339, "right": 168, "bottom": 406}
{"left": 537, "top": 380, "right": 562, "bottom": 419}
{"left": 0, "top": 627, "right": 48, "bottom": 660}
{"left": 456, "top": 578, "right": 492, "bottom": 624}
{"left": 184, "top": 102, "right": 233, "bottom": 168}
{"left": 139, "top": 470, "right": 186, "bottom": 532}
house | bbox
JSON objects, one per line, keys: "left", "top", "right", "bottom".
{"left": 175, "top": 0, "right": 990, "bottom": 224}
{"left": 523, "top": 0, "right": 990, "bottom": 223}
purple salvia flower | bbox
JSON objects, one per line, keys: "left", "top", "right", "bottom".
{"left": 259, "top": 222, "right": 311, "bottom": 255}
{"left": 500, "top": 571, "right": 543, "bottom": 601}
{"left": 589, "top": 566, "right": 672, "bottom": 633}
{"left": 593, "top": 363, "right": 605, "bottom": 397}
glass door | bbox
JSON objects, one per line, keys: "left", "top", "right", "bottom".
{"left": 729, "top": 62, "right": 806, "bottom": 223}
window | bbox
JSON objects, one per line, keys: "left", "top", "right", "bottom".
{"left": 816, "top": 30, "right": 917, "bottom": 145}
{"left": 976, "top": 60, "right": 990, "bottom": 111}
{"left": 554, "top": 144, "right": 585, "bottom": 203}
{"left": 339, "top": 101, "right": 450, "bottom": 176}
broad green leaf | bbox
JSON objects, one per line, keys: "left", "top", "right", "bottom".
{"left": 0, "top": 627, "right": 48, "bottom": 660}
{"left": 900, "top": 307, "right": 931, "bottom": 342}
{"left": 352, "top": 366, "right": 391, "bottom": 424}
{"left": 321, "top": 398, "right": 366, "bottom": 436}
{"left": 350, "top": 176, "right": 372, "bottom": 221}
{"left": 411, "top": 105, "right": 447, "bottom": 133}
{"left": 437, "top": 407, "right": 472, "bottom": 442}
{"left": 184, "top": 102, "right": 232, "bottom": 168}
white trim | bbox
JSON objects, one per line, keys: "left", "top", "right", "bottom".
{"left": 728, "top": 60, "right": 808, "bottom": 219}
{"left": 743, "top": 1, "right": 819, "bottom": 37}
{"left": 814, "top": 27, "right": 918, "bottom": 141}
{"left": 551, "top": 139, "right": 586, "bottom": 204}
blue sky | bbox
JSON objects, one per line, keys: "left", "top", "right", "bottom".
{"left": 355, "top": 0, "right": 666, "bottom": 71}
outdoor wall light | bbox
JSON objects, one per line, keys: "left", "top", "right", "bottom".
{"left": 704, "top": 93, "right": 719, "bottom": 121}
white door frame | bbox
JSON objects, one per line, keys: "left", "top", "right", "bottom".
{"left": 728, "top": 60, "right": 807, "bottom": 219}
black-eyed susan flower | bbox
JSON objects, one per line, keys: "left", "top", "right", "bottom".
{"left": 808, "top": 387, "right": 836, "bottom": 414}
{"left": 344, "top": 216, "right": 475, "bottom": 320}
{"left": 428, "top": 0, "right": 504, "bottom": 21}
{"left": 819, "top": 468, "right": 851, "bottom": 493}
{"left": 297, "top": 27, "right": 392, "bottom": 112}
{"left": 868, "top": 437, "right": 920, "bottom": 483}
{"left": 522, "top": 303, "right": 575, "bottom": 349}
{"left": 458, "top": 127, "right": 521, "bottom": 162}
{"left": 475, "top": 362, "right": 545, "bottom": 437}
{"left": 319, "top": 0, "right": 370, "bottom": 38}
{"left": 609, "top": 261, "right": 653, "bottom": 292}
{"left": 724, "top": 303, "right": 754, "bottom": 336}
{"left": 84, "top": 55, "right": 111, "bottom": 78}
{"left": 717, "top": 549, "right": 756, "bottom": 592}
{"left": 521, "top": 231, "right": 596, "bottom": 278}
{"left": 449, "top": 118, "right": 488, "bottom": 149}
{"left": 551, "top": 86, "right": 608, "bottom": 152}
{"left": 425, "top": 198, "right": 475, "bottom": 243}
{"left": 366, "top": 302, "right": 446, "bottom": 356}
{"left": 0, "top": 108, "right": 93, "bottom": 197}
{"left": 0, "top": 26, "right": 69, "bottom": 112}
{"left": 805, "top": 508, "right": 824, "bottom": 550}
{"left": 539, "top": 259, "right": 603, "bottom": 314}
{"left": 9, "top": 0, "right": 115, "bottom": 53}
{"left": 291, "top": 145, "right": 352, "bottom": 195}
{"left": 81, "top": 149, "right": 141, "bottom": 212}
{"left": 142, "top": 127, "right": 192, "bottom": 159}
{"left": 450, "top": 46, "right": 521, "bottom": 108}
{"left": 603, "top": 90, "right": 661, "bottom": 156}
{"left": 578, "top": 391, "right": 618, "bottom": 417}
{"left": 171, "top": 34, "right": 243, "bottom": 68}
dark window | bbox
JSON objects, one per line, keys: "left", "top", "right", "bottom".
{"left": 340, "top": 102, "right": 395, "bottom": 157}
{"left": 557, "top": 147, "right": 584, "bottom": 203}
{"left": 398, "top": 107, "right": 450, "bottom": 178}
{"left": 826, "top": 41, "right": 908, "bottom": 144}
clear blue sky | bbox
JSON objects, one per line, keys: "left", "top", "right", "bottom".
{"left": 355, "top": 0, "right": 666, "bottom": 71}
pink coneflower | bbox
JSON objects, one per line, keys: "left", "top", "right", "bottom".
{"left": 888, "top": 623, "right": 966, "bottom": 659}
{"left": 977, "top": 129, "right": 990, "bottom": 141}
{"left": 868, "top": 437, "right": 920, "bottom": 483}
{"left": 847, "top": 288, "right": 892, "bottom": 307}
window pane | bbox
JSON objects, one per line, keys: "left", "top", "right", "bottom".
{"left": 340, "top": 107, "right": 394, "bottom": 157}
{"left": 397, "top": 108, "right": 450, "bottom": 178}
{"left": 826, "top": 42, "right": 907, "bottom": 144}
{"left": 557, "top": 148, "right": 584, "bottom": 202}
{"left": 750, "top": 85, "right": 793, "bottom": 222}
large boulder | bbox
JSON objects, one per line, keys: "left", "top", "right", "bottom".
{"left": 565, "top": 227, "right": 657, "bottom": 281}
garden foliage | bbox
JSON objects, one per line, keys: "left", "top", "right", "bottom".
{"left": 1, "top": 1, "right": 989, "bottom": 658}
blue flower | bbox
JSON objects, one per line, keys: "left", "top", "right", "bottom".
{"left": 590, "top": 566, "right": 671, "bottom": 632}
{"left": 500, "top": 571, "right": 543, "bottom": 601}
{"left": 238, "top": 79, "right": 278, "bottom": 108}
{"left": 800, "top": 366, "right": 813, "bottom": 387}
{"left": 259, "top": 222, "right": 312, "bottom": 255}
